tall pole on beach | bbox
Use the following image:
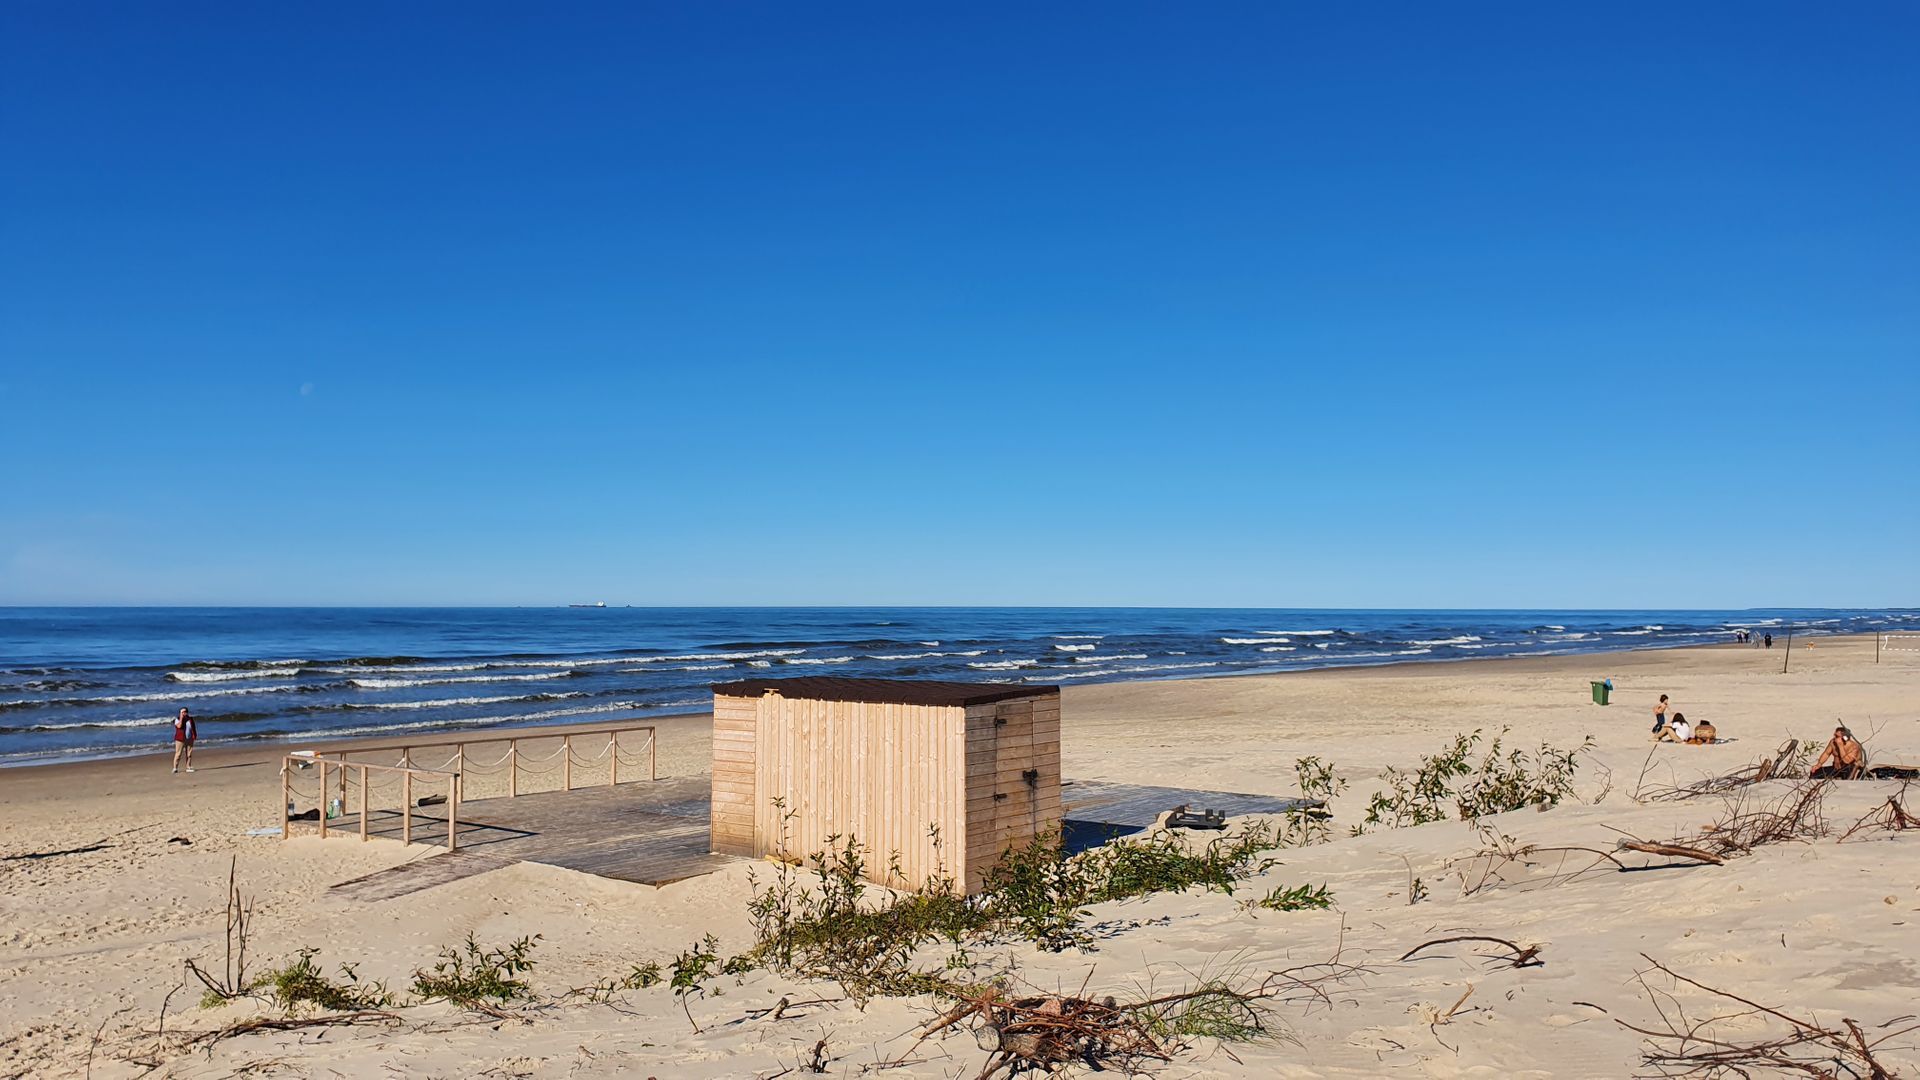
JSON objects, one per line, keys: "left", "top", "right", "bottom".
{"left": 1781, "top": 628, "right": 1793, "bottom": 674}
{"left": 1876, "top": 632, "right": 1882, "bottom": 664}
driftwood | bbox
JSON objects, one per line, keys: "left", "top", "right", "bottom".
{"left": 1840, "top": 784, "right": 1920, "bottom": 842}
{"left": 1621, "top": 953, "right": 1918, "bottom": 1077}
{"left": 1399, "top": 936, "right": 1542, "bottom": 968}
{"left": 178, "top": 1010, "right": 404, "bottom": 1049}
{"left": 1616, "top": 841, "right": 1725, "bottom": 866}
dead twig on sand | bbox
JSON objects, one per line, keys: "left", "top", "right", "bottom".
{"left": 177, "top": 1010, "right": 404, "bottom": 1049}
{"left": 1615, "top": 841, "right": 1725, "bottom": 865}
{"left": 1399, "top": 936, "right": 1542, "bottom": 969}
{"left": 1621, "top": 953, "right": 1920, "bottom": 1077}
{"left": 1840, "top": 781, "right": 1920, "bottom": 842}
{"left": 184, "top": 857, "right": 256, "bottom": 1004}
{"left": 1618, "top": 780, "right": 1832, "bottom": 866}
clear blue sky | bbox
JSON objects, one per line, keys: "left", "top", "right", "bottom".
{"left": 3, "top": 3, "right": 1915, "bottom": 608}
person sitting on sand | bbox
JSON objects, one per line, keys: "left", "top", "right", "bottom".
{"left": 1811, "top": 724, "right": 1864, "bottom": 779}
{"left": 1652, "top": 694, "right": 1670, "bottom": 735}
{"left": 171, "top": 707, "right": 197, "bottom": 774}
{"left": 1656, "top": 713, "right": 1692, "bottom": 743}
{"left": 1687, "top": 719, "right": 1717, "bottom": 745}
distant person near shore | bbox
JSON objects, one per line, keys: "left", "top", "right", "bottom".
{"left": 1811, "top": 724, "right": 1864, "bottom": 779}
{"left": 171, "top": 708, "right": 196, "bottom": 773}
{"left": 1651, "top": 694, "right": 1669, "bottom": 735}
{"left": 1765, "top": 633, "right": 1774, "bottom": 649}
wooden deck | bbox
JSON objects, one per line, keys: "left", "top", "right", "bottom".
{"left": 319, "top": 775, "right": 1316, "bottom": 897}
{"left": 1061, "top": 780, "right": 1319, "bottom": 853}
{"left": 326, "top": 775, "right": 734, "bottom": 890}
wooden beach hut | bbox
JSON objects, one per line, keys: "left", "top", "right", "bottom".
{"left": 710, "top": 677, "right": 1062, "bottom": 893}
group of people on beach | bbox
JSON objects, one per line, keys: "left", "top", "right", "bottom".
{"left": 1650, "top": 694, "right": 1867, "bottom": 778}
{"left": 1730, "top": 629, "right": 1774, "bottom": 647}
{"left": 1650, "top": 695, "right": 1716, "bottom": 744}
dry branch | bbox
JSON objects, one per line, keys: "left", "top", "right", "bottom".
{"left": 1621, "top": 954, "right": 1918, "bottom": 1077}
{"left": 1399, "top": 936, "right": 1542, "bottom": 968}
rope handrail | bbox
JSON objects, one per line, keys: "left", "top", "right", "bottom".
{"left": 305, "top": 719, "right": 662, "bottom": 760}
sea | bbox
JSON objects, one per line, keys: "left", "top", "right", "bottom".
{"left": 2, "top": 607, "right": 1914, "bottom": 767}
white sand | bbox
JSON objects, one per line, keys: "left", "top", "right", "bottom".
{"left": 3, "top": 636, "right": 1916, "bottom": 1078}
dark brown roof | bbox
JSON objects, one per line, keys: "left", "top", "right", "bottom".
{"left": 711, "top": 677, "right": 1058, "bottom": 708}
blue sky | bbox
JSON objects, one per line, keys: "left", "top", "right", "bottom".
{"left": 3, "top": 3, "right": 1916, "bottom": 607}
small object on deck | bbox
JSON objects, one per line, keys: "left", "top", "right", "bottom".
{"left": 417, "top": 794, "right": 447, "bottom": 807}
{"left": 1164, "top": 805, "right": 1227, "bottom": 830}
{"left": 167, "top": 836, "right": 191, "bottom": 845}
{"left": 289, "top": 808, "right": 320, "bottom": 822}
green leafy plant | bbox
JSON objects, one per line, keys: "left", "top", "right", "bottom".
{"left": 1357, "top": 729, "right": 1590, "bottom": 832}
{"left": 410, "top": 933, "right": 539, "bottom": 1010}
{"left": 1249, "top": 883, "right": 1334, "bottom": 912}
{"left": 257, "top": 948, "right": 395, "bottom": 1011}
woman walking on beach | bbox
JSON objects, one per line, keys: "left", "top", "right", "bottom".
{"left": 171, "top": 707, "right": 196, "bottom": 774}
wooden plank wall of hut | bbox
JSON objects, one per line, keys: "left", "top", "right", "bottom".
{"left": 710, "top": 694, "right": 757, "bottom": 855}
{"left": 749, "top": 696, "right": 970, "bottom": 888}
{"left": 963, "top": 691, "right": 1063, "bottom": 892}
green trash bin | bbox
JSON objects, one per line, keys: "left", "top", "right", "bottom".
{"left": 1590, "top": 681, "right": 1610, "bottom": 706}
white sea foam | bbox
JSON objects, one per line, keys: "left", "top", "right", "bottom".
{"left": 747, "top": 660, "right": 772, "bottom": 668}
{"left": 1052, "top": 644, "right": 1095, "bottom": 652}
{"left": 1117, "top": 661, "right": 1220, "bottom": 674}
{"left": 1259, "top": 646, "right": 1296, "bottom": 652}
{"left": 316, "top": 661, "right": 501, "bottom": 675}
{"left": 969, "top": 659, "right": 1037, "bottom": 670}
{"left": 352, "top": 692, "right": 589, "bottom": 711}
{"left": 80, "top": 684, "right": 305, "bottom": 705}
{"left": 599, "top": 648, "right": 806, "bottom": 665}
{"left": 1262, "top": 629, "right": 1336, "bottom": 636}
{"left": 349, "top": 671, "right": 572, "bottom": 689}
{"left": 1053, "top": 634, "right": 1105, "bottom": 640}
{"left": 1026, "top": 670, "right": 1108, "bottom": 681}
{"left": 19, "top": 715, "right": 177, "bottom": 731}
{"left": 1074, "top": 653, "right": 1146, "bottom": 663}
{"left": 167, "top": 667, "right": 304, "bottom": 683}
{"left": 781, "top": 656, "right": 854, "bottom": 665}
{"left": 919, "top": 641, "right": 940, "bottom": 646}
{"left": 1408, "top": 635, "right": 1482, "bottom": 646}
{"left": 669, "top": 663, "right": 735, "bottom": 672}
{"left": 1220, "top": 637, "right": 1288, "bottom": 645}
{"left": 868, "top": 651, "right": 946, "bottom": 661}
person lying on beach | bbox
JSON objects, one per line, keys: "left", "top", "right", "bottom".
{"left": 1811, "top": 725, "right": 1864, "bottom": 779}
{"left": 1686, "top": 720, "right": 1717, "bottom": 745}
{"left": 1656, "top": 714, "right": 1691, "bottom": 743}
{"left": 171, "top": 707, "right": 196, "bottom": 774}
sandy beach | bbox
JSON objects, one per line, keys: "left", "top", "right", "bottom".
{"left": 4, "top": 635, "right": 1917, "bottom": 1078}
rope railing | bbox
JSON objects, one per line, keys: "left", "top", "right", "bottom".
{"left": 281, "top": 723, "right": 659, "bottom": 842}
{"left": 281, "top": 757, "right": 461, "bottom": 850}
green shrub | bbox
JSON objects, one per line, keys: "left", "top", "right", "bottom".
{"left": 410, "top": 933, "right": 539, "bottom": 1009}
{"left": 1358, "top": 728, "right": 1590, "bottom": 832}
{"left": 260, "top": 948, "right": 394, "bottom": 1011}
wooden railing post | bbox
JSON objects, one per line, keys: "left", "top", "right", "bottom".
{"left": 317, "top": 759, "right": 329, "bottom": 839}
{"left": 651, "top": 728, "right": 658, "bottom": 781}
{"left": 359, "top": 765, "right": 369, "bottom": 841}
{"left": 610, "top": 732, "right": 618, "bottom": 787}
{"left": 562, "top": 734, "right": 571, "bottom": 791}
{"left": 281, "top": 762, "right": 290, "bottom": 840}
{"left": 402, "top": 771, "right": 412, "bottom": 846}
{"left": 509, "top": 738, "right": 519, "bottom": 798}
{"left": 447, "top": 774, "right": 458, "bottom": 852}
{"left": 455, "top": 744, "right": 464, "bottom": 777}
